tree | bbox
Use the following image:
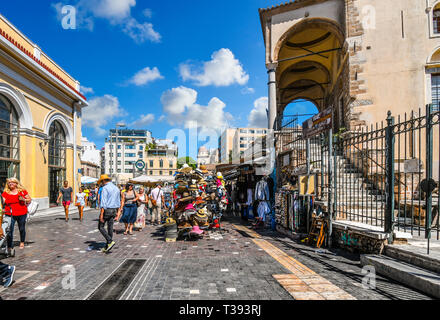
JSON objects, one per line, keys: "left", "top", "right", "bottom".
{"left": 177, "top": 156, "right": 197, "bottom": 169}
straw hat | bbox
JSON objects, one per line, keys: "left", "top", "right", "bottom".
{"left": 98, "top": 174, "right": 112, "bottom": 184}
{"left": 180, "top": 163, "right": 192, "bottom": 173}
{"left": 200, "top": 165, "right": 208, "bottom": 173}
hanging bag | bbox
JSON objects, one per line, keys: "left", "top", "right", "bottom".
{"left": 19, "top": 191, "right": 38, "bottom": 216}
{"left": 151, "top": 189, "right": 160, "bottom": 207}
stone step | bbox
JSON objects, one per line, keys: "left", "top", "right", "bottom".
{"left": 360, "top": 254, "right": 440, "bottom": 298}
{"left": 34, "top": 205, "right": 79, "bottom": 218}
{"left": 384, "top": 245, "right": 440, "bottom": 275}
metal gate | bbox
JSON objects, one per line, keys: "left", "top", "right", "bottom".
{"left": 276, "top": 105, "right": 440, "bottom": 252}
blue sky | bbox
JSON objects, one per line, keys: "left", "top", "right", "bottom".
{"left": 1, "top": 0, "right": 317, "bottom": 158}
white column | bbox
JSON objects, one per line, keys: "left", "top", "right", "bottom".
{"left": 267, "top": 63, "right": 278, "bottom": 130}
{"left": 73, "top": 102, "right": 80, "bottom": 194}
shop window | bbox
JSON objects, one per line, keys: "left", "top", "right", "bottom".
{"left": 169, "top": 171, "right": 173, "bottom": 175}
{"left": 0, "top": 94, "right": 20, "bottom": 187}
{"left": 159, "top": 170, "right": 163, "bottom": 175}
{"left": 48, "top": 120, "right": 66, "bottom": 204}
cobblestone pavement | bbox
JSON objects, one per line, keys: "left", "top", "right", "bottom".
{"left": 0, "top": 209, "right": 432, "bottom": 300}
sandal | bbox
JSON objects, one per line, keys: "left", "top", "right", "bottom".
{"left": 123, "top": 231, "right": 128, "bottom": 235}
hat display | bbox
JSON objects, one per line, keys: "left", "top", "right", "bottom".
{"left": 216, "top": 172, "right": 223, "bottom": 179}
{"left": 180, "top": 164, "right": 192, "bottom": 173}
{"left": 190, "top": 225, "right": 204, "bottom": 235}
{"left": 200, "top": 165, "right": 208, "bottom": 173}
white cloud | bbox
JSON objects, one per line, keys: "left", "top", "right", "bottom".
{"left": 241, "top": 87, "right": 255, "bottom": 95}
{"left": 179, "top": 48, "right": 249, "bottom": 87}
{"left": 129, "top": 67, "right": 163, "bottom": 86}
{"left": 158, "top": 115, "right": 166, "bottom": 122}
{"left": 122, "top": 18, "right": 161, "bottom": 43}
{"left": 160, "top": 86, "right": 233, "bottom": 131}
{"left": 82, "top": 95, "right": 126, "bottom": 136}
{"left": 143, "top": 8, "right": 153, "bottom": 18}
{"left": 130, "top": 114, "right": 155, "bottom": 128}
{"left": 53, "top": 0, "right": 161, "bottom": 43}
{"left": 80, "top": 85, "right": 94, "bottom": 95}
{"left": 248, "top": 97, "right": 268, "bottom": 128}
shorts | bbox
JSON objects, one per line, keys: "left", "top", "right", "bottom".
{"left": 62, "top": 201, "right": 71, "bottom": 207}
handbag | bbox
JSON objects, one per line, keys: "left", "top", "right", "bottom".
{"left": 151, "top": 190, "right": 160, "bottom": 207}
{"left": 27, "top": 200, "right": 39, "bottom": 216}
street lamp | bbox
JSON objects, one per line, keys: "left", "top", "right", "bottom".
{"left": 114, "top": 122, "right": 126, "bottom": 185}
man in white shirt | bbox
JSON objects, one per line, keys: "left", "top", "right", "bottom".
{"left": 150, "top": 184, "right": 164, "bottom": 226}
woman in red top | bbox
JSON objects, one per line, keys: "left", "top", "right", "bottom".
{"left": 2, "top": 178, "right": 31, "bottom": 250}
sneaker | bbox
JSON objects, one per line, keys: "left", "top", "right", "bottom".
{"left": 3, "top": 266, "right": 16, "bottom": 288}
{"left": 106, "top": 241, "right": 116, "bottom": 253}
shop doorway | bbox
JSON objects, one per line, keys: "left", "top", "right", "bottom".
{"left": 48, "top": 120, "right": 66, "bottom": 206}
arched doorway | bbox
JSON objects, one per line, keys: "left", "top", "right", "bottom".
{"left": 48, "top": 120, "right": 66, "bottom": 205}
{"left": 0, "top": 94, "right": 20, "bottom": 190}
{"left": 275, "top": 18, "right": 346, "bottom": 130}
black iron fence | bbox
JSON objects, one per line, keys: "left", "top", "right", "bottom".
{"left": 275, "top": 105, "right": 440, "bottom": 246}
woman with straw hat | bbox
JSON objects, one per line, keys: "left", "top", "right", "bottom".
{"left": 2, "top": 178, "right": 31, "bottom": 252}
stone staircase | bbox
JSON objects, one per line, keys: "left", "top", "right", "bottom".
{"left": 361, "top": 244, "right": 440, "bottom": 298}
{"left": 329, "top": 152, "right": 440, "bottom": 298}
{"left": 324, "top": 154, "right": 387, "bottom": 227}
{"left": 33, "top": 205, "right": 79, "bottom": 219}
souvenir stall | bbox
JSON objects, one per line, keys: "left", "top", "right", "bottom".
{"left": 274, "top": 150, "right": 314, "bottom": 234}
{"left": 163, "top": 164, "right": 228, "bottom": 242}
{"left": 220, "top": 163, "right": 274, "bottom": 228}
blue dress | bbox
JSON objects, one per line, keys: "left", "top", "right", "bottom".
{"left": 120, "top": 192, "right": 137, "bottom": 224}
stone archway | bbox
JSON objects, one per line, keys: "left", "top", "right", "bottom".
{"left": 0, "top": 82, "right": 33, "bottom": 130}
{"left": 44, "top": 112, "right": 74, "bottom": 145}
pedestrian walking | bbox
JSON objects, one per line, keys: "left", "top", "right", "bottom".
{"left": 57, "top": 181, "right": 73, "bottom": 222}
{"left": 119, "top": 183, "right": 138, "bottom": 235}
{"left": 75, "top": 187, "right": 86, "bottom": 222}
{"left": 2, "top": 178, "right": 31, "bottom": 251}
{"left": 134, "top": 187, "right": 147, "bottom": 231}
{"left": 150, "top": 184, "right": 164, "bottom": 226}
{"left": 84, "top": 187, "right": 90, "bottom": 207}
{"left": 97, "top": 183, "right": 103, "bottom": 209}
{"left": 97, "top": 175, "right": 120, "bottom": 253}
{"left": 0, "top": 199, "right": 16, "bottom": 287}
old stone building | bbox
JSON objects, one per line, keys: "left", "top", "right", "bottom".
{"left": 259, "top": 0, "right": 440, "bottom": 130}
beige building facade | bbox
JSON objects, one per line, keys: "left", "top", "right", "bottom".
{"left": 0, "top": 14, "right": 87, "bottom": 209}
{"left": 259, "top": 0, "right": 440, "bottom": 130}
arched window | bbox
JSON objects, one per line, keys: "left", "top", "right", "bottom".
{"left": 0, "top": 94, "right": 20, "bottom": 187}
{"left": 434, "top": 4, "right": 440, "bottom": 34}
{"left": 49, "top": 121, "right": 66, "bottom": 168}
{"left": 48, "top": 121, "right": 66, "bottom": 205}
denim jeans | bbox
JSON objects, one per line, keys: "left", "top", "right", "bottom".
{"left": 7, "top": 215, "right": 26, "bottom": 248}
{"left": 99, "top": 209, "right": 116, "bottom": 245}
{"left": 0, "top": 215, "right": 11, "bottom": 249}
{"left": 0, "top": 262, "right": 9, "bottom": 282}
